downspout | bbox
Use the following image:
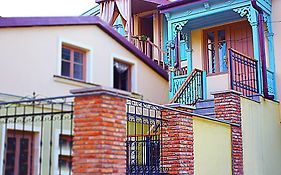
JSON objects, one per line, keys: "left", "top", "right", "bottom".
{"left": 251, "top": 0, "right": 274, "bottom": 99}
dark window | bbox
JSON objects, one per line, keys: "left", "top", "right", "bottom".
{"left": 61, "top": 45, "right": 86, "bottom": 81}
{"left": 5, "top": 131, "right": 34, "bottom": 175}
{"left": 114, "top": 60, "right": 131, "bottom": 91}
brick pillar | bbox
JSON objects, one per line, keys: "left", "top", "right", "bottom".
{"left": 212, "top": 90, "right": 243, "bottom": 175}
{"left": 70, "top": 87, "right": 130, "bottom": 175}
{"left": 161, "top": 105, "right": 194, "bottom": 175}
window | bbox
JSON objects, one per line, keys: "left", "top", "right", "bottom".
{"left": 114, "top": 60, "right": 131, "bottom": 91}
{"left": 5, "top": 131, "right": 34, "bottom": 175}
{"left": 59, "top": 134, "right": 73, "bottom": 173}
{"left": 61, "top": 45, "right": 86, "bottom": 81}
{"left": 204, "top": 28, "right": 228, "bottom": 74}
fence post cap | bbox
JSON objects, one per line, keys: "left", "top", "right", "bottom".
{"left": 211, "top": 90, "right": 242, "bottom": 96}
{"left": 163, "top": 103, "right": 196, "bottom": 110}
{"left": 70, "top": 86, "right": 131, "bottom": 98}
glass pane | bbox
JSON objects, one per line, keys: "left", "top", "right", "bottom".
{"left": 5, "top": 137, "right": 16, "bottom": 175}
{"left": 219, "top": 41, "right": 228, "bottom": 72}
{"left": 61, "top": 61, "right": 70, "bottom": 77}
{"left": 114, "top": 61, "right": 129, "bottom": 91}
{"left": 74, "top": 51, "right": 83, "bottom": 64}
{"left": 62, "top": 48, "right": 70, "bottom": 61}
{"left": 74, "top": 64, "right": 83, "bottom": 80}
{"left": 218, "top": 30, "right": 226, "bottom": 41}
{"left": 19, "top": 138, "right": 29, "bottom": 175}
{"left": 208, "top": 43, "right": 216, "bottom": 73}
{"left": 207, "top": 32, "right": 215, "bottom": 44}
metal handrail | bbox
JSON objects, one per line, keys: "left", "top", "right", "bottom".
{"left": 170, "top": 69, "right": 204, "bottom": 105}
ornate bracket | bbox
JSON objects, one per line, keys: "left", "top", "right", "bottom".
{"left": 233, "top": 6, "right": 253, "bottom": 23}
{"left": 172, "top": 20, "right": 188, "bottom": 38}
{"left": 164, "top": 13, "right": 171, "bottom": 21}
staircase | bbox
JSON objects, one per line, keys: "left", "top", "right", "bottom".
{"left": 194, "top": 99, "right": 215, "bottom": 118}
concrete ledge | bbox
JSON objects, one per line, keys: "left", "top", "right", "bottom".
{"left": 164, "top": 103, "right": 196, "bottom": 110}
{"left": 211, "top": 90, "right": 242, "bottom": 96}
{"left": 70, "top": 86, "right": 131, "bottom": 98}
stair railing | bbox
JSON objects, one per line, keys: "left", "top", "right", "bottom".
{"left": 170, "top": 69, "right": 204, "bottom": 105}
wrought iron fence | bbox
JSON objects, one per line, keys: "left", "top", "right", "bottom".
{"left": 229, "top": 48, "right": 259, "bottom": 97}
{"left": 126, "top": 99, "right": 165, "bottom": 174}
{"left": 171, "top": 69, "right": 204, "bottom": 105}
{"left": 0, "top": 96, "right": 74, "bottom": 175}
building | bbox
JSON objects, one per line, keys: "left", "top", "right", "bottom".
{"left": 0, "top": 16, "right": 169, "bottom": 104}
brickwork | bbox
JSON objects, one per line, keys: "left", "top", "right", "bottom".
{"left": 161, "top": 109, "right": 194, "bottom": 175}
{"left": 213, "top": 90, "right": 244, "bottom": 175}
{"left": 71, "top": 87, "right": 129, "bottom": 175}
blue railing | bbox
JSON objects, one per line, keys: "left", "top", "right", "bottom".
{"left": 170, "top": 69, "right": 204, "bottom": 105}
{"left": 267, "top": 69, "right": 276, "bottom": 97}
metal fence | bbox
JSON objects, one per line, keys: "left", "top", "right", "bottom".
{"left": 126, "top": 99, "right": 166, "bottom": 174}
{"left": 0, "top": 96, "right": 74, "bottom": 175}
{"left": 229, "top": 48, "right": 259, "bottom": 97}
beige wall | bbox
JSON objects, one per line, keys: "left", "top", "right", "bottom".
{"left": 241, "top": 97, "right": 281, "bottom": 175}
{"left": 0, "top": 25, "right": 168, "bottom": 104}
{"left": 193, "top": 117, "right": 232, "bottom": 175}
{"left": 191, "top": 29, "right": 230, "bottom": 98}
{"left": 272, "top": 0, "right": 281, "bottom": 117}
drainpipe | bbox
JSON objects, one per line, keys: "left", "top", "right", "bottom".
{"left": 251, "top": 0, "right": 274, "bottom": 100}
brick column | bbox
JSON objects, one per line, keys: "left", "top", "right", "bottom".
{"left": 70, "top": 87, "right": 130, "bottom": 175}
{"left": 212, "top": 90, "right": 243, "bottom": 175}
{"left": 161, "top": 104, "right": 194, "bottom": 175}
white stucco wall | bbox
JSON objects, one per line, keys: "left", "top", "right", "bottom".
{"left": 0, "top": 25, "right": 168, "bottom": 104}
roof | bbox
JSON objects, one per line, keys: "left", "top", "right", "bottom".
{"left": 96, "top": 0, "right": 169, "bottom": 5}
{"left": 158, "top": 0, "right": 204, "bottom": 12}
{"left": 0, "top": 16, "right": 168, "bottom": 80}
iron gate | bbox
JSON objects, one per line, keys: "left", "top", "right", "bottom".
{"left": 0, "top": 96, "right": 74, "bottom": 175}
{"left": 126, "top": 99, "right": 166, "bottom": 174}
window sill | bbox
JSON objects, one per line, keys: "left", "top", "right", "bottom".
{"left": 53, "top": 75, "right": 99, "bottom": 88}
{"left": 206, "top": 72, "right": 229, "bottom": 77}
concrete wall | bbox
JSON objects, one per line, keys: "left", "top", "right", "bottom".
{"left": 193, "top": 117, "right": 232, "bottom": 175}
{"left": 241, "top": 97, "right": 281, "bottom": 175}
{"left": 0, "top": 25, "right": 168, "bottom": 104}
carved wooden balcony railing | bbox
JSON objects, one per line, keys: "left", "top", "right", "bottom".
{"left": 131, "top": 35, "right": 168, "bottom": 70}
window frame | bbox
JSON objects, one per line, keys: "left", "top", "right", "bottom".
{"left": 4, "top": 130, "right": 34, "bottom": 175}
{"left": 113, "top": 59, "right": 132, "bottom": 92}
{"left": 203, "top": 25, "right": 230, "bottom": 76}
{"left": 61, "top": 45, "right": 87, "bottom": 81}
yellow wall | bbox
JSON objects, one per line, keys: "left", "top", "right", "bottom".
{"left": 193, "top": 117, "right": 232, "bottom": 175}
{"left": 241, "top": 97, "right": 281, "bottom": 175}
{"left": 0, "top": 25, "right": 168, "bottom": 104}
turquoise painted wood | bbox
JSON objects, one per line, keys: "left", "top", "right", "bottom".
{"left": 164, "top": 0, "right": 274, "bottom": 101}
{"left": 113, "top": 15, "right": 126, "bottom": 36}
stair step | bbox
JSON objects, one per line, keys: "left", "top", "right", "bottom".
{"left": 195, "top": 99, "right": 214, "bottom": 108}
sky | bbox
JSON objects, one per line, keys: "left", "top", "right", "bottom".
{"left": 0, "top": 0, "right": 97, "bottom": 17}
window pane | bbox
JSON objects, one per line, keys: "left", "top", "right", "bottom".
{"left": 19, "top": 138, "right": 29, "bottom": 175}
{"left": 207, "top": 32, "right": 215, "bottom": 44}
{"left": 5, "top": 137, "right": 16, "bottom": 175}
{"left": 61, "top": 61, "right": 70, "bottom": 77}
{"left": 74, "top": 51, "right": 83, "bottom": 64}
{"left": 62, "top": 48, "right": 70, "bottom": 61}
{"left": 208, "top": 43, "right": 216, "bottom": 73}
{"left": 114, "top": 61, "right": 129, "bottom": 91}
{"left": 74, "top": 64, "right": 83, "bottom": 80}
{"left": 218, "top": 30, "right": 226, "bottom": 41}
{"left": 219, "top": 41, "right": 228, "bottom": 72}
